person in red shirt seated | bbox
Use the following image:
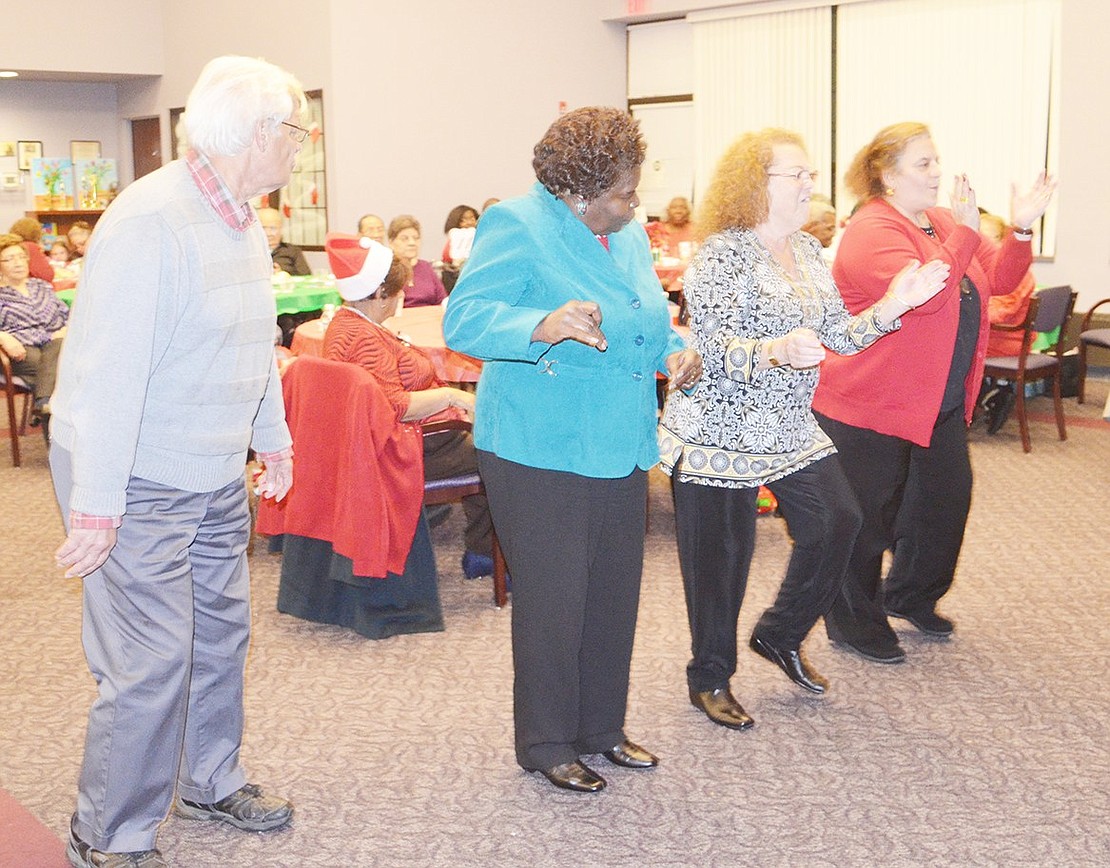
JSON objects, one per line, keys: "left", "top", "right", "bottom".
{"left": 978, "top": 211, "right": 1038, "bottom": 434}
{"left": 322, "top": 233, "right": 495, "bottom": 579}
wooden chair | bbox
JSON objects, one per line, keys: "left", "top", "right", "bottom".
{"left": 1, "top": 347, "right": 34, "bottom": 467}
{"left": 422, "top": 418, "right": 509, "bottom": 608}
{"left": 982, "top": 285, "right": 1077, "bottom": 453}
{"left": 1077, "top": 297, "right": 1110, "bottom": 404}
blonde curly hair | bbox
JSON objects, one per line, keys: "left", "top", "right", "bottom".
{"left": 844, "top": 121, "right": 931, "bottom": 202}
{"left": 698, "top": 128, "right": 806, "bottom": 235}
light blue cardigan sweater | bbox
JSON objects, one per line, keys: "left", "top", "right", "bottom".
{"left": 50, "top": 161, "right": 291, "bottom": 517}
{"left": 443, "top": 182, "right": 685, "bottom": 478}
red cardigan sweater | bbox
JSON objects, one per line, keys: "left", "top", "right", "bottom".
{"left": 813, "top": 199, "right": 1032, "bottom": 446}
{"left": 257, "top": 355, "right": 424, "bottom": 578}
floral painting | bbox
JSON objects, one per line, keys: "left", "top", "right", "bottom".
{"left": 31, "top": 158, "right": 75, "bottom": 209}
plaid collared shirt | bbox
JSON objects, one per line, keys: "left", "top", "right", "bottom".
{"left": 185, "top": 149, "right": 256, "bottom": 231}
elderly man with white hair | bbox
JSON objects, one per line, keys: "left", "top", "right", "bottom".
{"left": 49, "top": 55, "right": 305, "bottom": 868}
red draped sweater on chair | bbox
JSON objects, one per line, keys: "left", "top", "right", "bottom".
{"left": 257, "top": 355, "right": 425, "bottom": 578}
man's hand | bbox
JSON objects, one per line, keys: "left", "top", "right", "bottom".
{"left": 56, "top": 528, "right": 117, "bottom": 578}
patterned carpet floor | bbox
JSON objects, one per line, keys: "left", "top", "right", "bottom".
{"left": 1, "top": 384, "right": 1108, "bottom": 867}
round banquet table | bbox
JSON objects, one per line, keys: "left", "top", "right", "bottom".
{"left": 291, "top": 304, "right": 483, "bottom": 384}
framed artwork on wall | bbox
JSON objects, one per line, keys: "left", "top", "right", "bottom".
{"left": 17, "top": 140, "right": 42, "bottom": 171}
{"left": 70, "top": 140, "right": 102, "bottom": 161}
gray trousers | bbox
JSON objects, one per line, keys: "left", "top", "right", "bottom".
{"left": 51, "top": 446, "right": 252, "bottom": 852}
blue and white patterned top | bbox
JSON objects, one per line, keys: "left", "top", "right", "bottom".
{"left": 658, "top": 227, "right": 896, "bottom": 488}
{"left": 0, "top": 277, "right": 68, "bottom": 347}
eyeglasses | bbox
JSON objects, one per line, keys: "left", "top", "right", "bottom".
{"left": 0, "top": 252, "right": 30, "bottom": 264}
{"left": 767, "top": 168, "right": 819, "bottom": 183}
{"left": 281, "top": 121, "right": 309, "bottom": 143}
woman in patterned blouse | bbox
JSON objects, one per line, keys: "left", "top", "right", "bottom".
{"left": 0, "top": 233, "right": 69, "bottom": 418}
{"left": 658, "top": 130, "right": 948, "bottom": 728}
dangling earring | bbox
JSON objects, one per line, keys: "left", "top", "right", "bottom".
{"left": 575, "top": 198, "right": 588, "bottom": 217}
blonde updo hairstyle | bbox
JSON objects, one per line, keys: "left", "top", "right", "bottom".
{"left": 844, "top": 121, "right": 931, "bottom": 203}
{"left": 697, "top": 128, "right": 806, "bottom": 236}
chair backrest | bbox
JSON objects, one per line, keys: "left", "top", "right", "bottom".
{"left": 1031, "top": 285, "right": 1075, "bottom": 335}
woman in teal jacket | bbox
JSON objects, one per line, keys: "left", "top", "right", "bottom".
{"left": 444, "top": 107, "right": 701, "bottom": 794}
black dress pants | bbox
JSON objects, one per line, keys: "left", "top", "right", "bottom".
{"left": 815, "top": 408, "right": 972, "bottom": 640}
{"left": 673, "top": 456, "right": 862, "bottom": 694}
{"left": 422, "top": 429, "right": 492, "bottom": 555}
{"left": 477, "top": 451, "right": 647, "bottom": 770}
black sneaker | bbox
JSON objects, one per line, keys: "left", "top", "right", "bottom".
{"left": 66, "top": 815, "right": 167, "bottom": 868}
{"left": 175, "top": 783, "right": 292, "bottom": 832}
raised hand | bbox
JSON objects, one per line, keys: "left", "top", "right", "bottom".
{"left": 1011, "top": 171, "right": 1058, "bottom": 230}
{"left": 950, "top": 174, "right": 980, "bottom": 230}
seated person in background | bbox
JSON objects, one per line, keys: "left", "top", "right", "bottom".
{"left": 323, "top": 233, "right": 496, "bottom": 579}
{"left": 0, "top": 233, "right": 69, "bottom": 418}
{"left": 801, "top": 196, "right": 838, "bottom": 263}
{"left": 978, "top": 210, "right": 1039, "bottom": 434}
{"left": 440, "top": 204, "right": 479, "bottom": 293}
{"left": 258, "top": 207, "right": 310, "bottom": 275}
{"left": 48, "top": 242, "right": 78, "bottom": 280}
{"left": 8, "top": 218, "right": 55, "bottom": 282}
{"left": 480, "top": 197, "right": 500, "bottom": 214}
{"left": 646, "top": 195, "right": 696, "bottom": 257}
{"left": 357, "top": 213, "right": 387, "bottom": 243}
{"left": 387, "top": 215, "right": 447, "bottom": 307}
{"left": 66, "top": 221, "right": 92, "bottom": 273}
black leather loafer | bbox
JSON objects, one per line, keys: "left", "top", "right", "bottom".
{"left": 749, "top": 634, "right": 828, "bottom": 694}
{"left": 602, "top": 740, "right": 658, "bottom": 769}
{"left": 886, "top": 606, "right": 955, "bottom": 637}
{"left": 689, "top": 686, "right": 754, "bottom": 730}
{"left": 826, "top": 621, "right": 906, "bottom": 664}
{"left": 527, "top": 761, "right": 606, "bottom": 793}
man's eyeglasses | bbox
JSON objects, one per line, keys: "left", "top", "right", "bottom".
{"left": 281, "top": 121, "right": 309, "bottom": 144}
{"left": 767, "top": 168, "right": 819, "bottom": 183}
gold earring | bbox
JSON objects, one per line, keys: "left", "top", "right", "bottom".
{"left": 885, "top": 187, "right": 895, "bottom": 197}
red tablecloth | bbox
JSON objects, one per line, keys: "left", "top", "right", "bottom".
{"left": 291, "top": 305, "right": 483, "bottom": 383}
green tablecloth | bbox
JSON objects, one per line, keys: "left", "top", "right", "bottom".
{"left": 271, "top": 276, "right": 342, "bottom": 315}
{"left": 56, "top": 275, "right": 342, "bottom": 316}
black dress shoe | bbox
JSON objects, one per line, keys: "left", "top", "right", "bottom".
{"left": 749, "top": 634, "right": 828, "bottom": 694}
{"left": 689, "top": 686, "right": 754, "bottom": 730}
{"left": 526, "top": 761, "right": 606, "bottom": 793}
{"left": 602, "top": 740, "right": 658, "bottom": 769}
{"left": 825, "top": 620, "right": 906, "bottom": 664}
{"left": 886, "top": 606, "right": 955, "bottom": 637}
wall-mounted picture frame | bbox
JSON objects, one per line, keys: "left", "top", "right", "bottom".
{"left": 17, "top": 140, "right": 43, "bottom": 172}
{"left": 70, "top": 140, "right": 102, "bottom": 161}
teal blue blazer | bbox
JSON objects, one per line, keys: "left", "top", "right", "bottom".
{"left": 443, "top": 182, "right": 686, "bottom": 478}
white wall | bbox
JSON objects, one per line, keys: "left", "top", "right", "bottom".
{"left": 0, "top": 83, "right": 122, "bottom": 230}
{"left": 0, "top": 0, "right": 162, "bottom": 75}
{"left": 326, "top": 0, "right": 626, "bottom": 256}
{"left": 1030, "top": 0, "right": 1110, "bottom": 309}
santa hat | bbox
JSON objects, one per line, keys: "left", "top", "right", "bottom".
{"left": 325, "top": 233, "right": 394, "bottom": 301}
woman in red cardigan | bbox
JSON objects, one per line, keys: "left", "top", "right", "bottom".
{"left": 322, "top": 234, "right": 495, "bottom": 580}
{"left": 812, "top": 122, "right": 1055, "bottom": 663}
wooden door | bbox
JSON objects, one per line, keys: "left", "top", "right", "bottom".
{"left": 130, "top": 116, "right": 162, "bottom": 181}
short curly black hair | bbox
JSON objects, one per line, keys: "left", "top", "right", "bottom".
{"left": 532, "top": 107, "right": 646, "bottom": 201}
